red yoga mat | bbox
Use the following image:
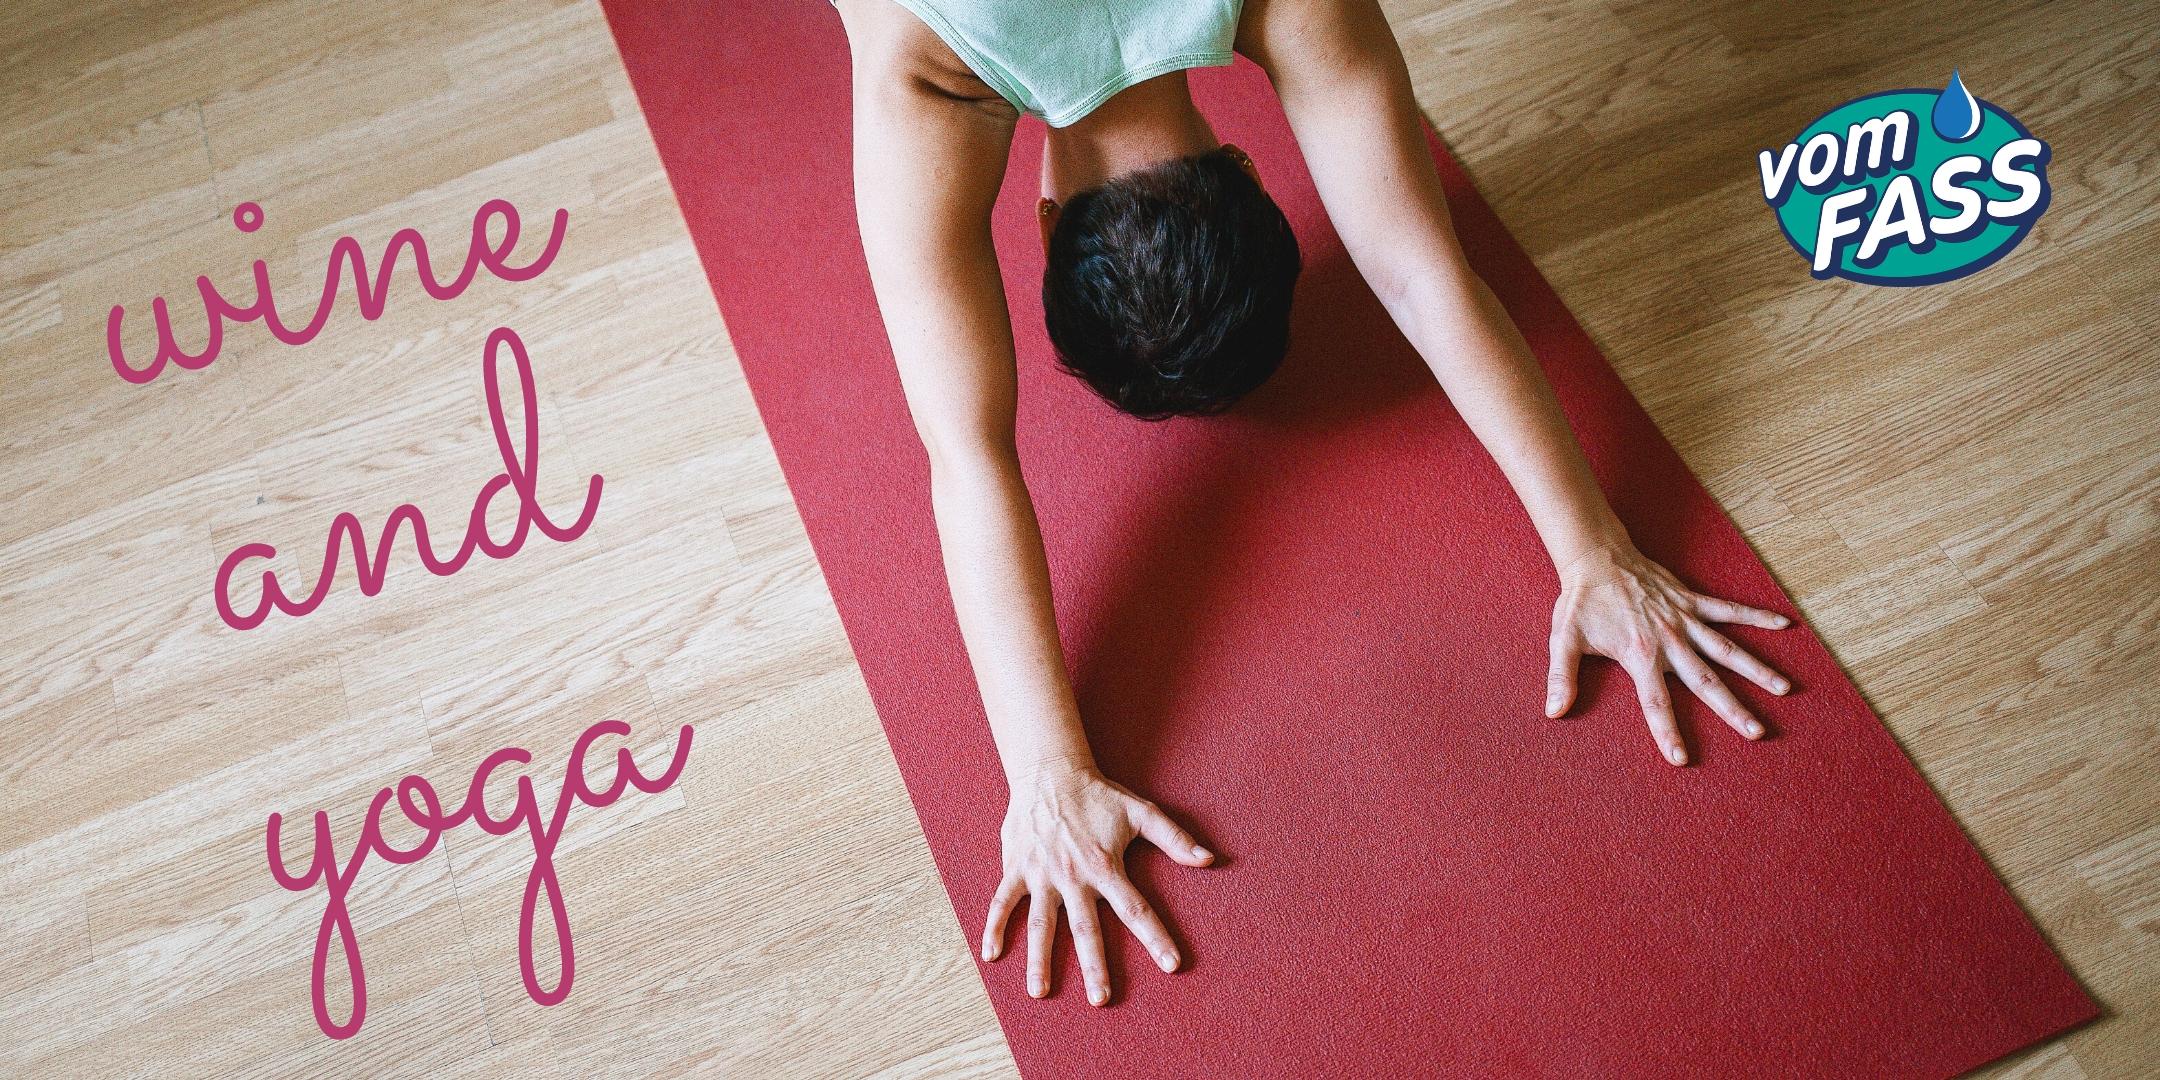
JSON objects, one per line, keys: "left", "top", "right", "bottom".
{"left": 599, "top": 3, "right": 2096, "bottom": 1075}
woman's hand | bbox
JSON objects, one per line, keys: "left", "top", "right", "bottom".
{"left": 982, "top": 763, "right": 1215, "bottom": 1005}
{"left": 1546, "top": 544, "right": 1794, "bottom": 765}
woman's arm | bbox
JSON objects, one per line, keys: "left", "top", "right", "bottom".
{"left": 1240, "top": 0, "right": 1794, "bottom": 764}
{"left": 839, "top": 2, "right": 1211, "bottom": 1005}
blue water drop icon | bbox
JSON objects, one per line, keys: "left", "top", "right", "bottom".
{"left": 1932, "top": 69, "right": 1982, "bottom": 141}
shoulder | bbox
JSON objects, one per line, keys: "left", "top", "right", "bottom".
{"left": 834, "top": 0, "right": 1019, "bottom": 120}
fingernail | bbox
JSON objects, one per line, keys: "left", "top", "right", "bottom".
{"left": 1191, "top": 846, "right": 1212, "bottom": 861}
{"left": 1773, "top": 679, "right": 1791, "bottom": 695}
{"left": 1029, "top": 978, "right": 1045, "bottom": 998}
{"left": 1089, "top": 987, "right": 1107, "bottom": 1006}
{"left": 1773, "top": 615, "right": 1791, "bottom": 627}
{"left": 1745, "top": 721, "right": 1764, "bottom": 738}
{"left": 1667, "top": 746, "right": 1687, "bottom": 765}
{"left": 1157, "top": 950, "right": 1178, "bottom": 972}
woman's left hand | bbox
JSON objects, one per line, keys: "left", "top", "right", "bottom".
{"left": 1545, "top": 544, "right": 1794, "bottom": 765}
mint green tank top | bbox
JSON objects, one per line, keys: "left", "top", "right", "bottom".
{"left": 887, "top": 0, "right": 1243, "bottom": 127}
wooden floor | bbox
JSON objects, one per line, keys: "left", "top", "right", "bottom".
{"left": 1, "top": 0, "right": 2153, "bottom": 1075}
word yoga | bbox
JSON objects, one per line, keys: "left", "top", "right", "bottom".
{"left": 267, "top": 720, "right": 696, "bottom": 1039}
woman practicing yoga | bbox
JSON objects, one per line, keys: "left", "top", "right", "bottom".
{"left": 835, "top": 0, "right": 1795, "bottom": 1006}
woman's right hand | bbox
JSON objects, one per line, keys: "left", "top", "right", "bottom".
{"left": 982, "top": 763, "right": 1216, "bottom": 1006}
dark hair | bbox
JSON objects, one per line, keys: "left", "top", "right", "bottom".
{"left": 1042, "top": 147, "right": 1301, "bottom": 419}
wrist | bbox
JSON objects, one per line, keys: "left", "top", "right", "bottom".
{"left": 1550, "top": 527, "right": 1635, "bottom": 582}
{"left": 1004, "top": 749, "right": 1097, "bottom": 791}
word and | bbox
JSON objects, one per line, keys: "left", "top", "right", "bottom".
{"left": 213, "top": 326, "right": 602, "bottom": 630}
{"left": 267, "top": 720, "right": 696, "bottom": 1039}
{"left": 1758, "top": 71, "right": 2050, "bottom": 286}
{"left": 107, "top": 199, "right": 568, "bottom": 384}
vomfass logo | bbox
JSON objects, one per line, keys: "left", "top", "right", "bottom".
{"left": 1759, "top": 71, "right": 2050, "bottom": 286}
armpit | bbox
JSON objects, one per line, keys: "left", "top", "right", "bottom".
{"left": 836, "top": 0, "right": 1019, "bottom": 121}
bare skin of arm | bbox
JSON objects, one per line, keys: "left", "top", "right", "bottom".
{"left": 1237, "top": 0, "right": 1795, "bottom": 765}
{"left": 836, "top": 1, "right": 1212, "bottom": 1008}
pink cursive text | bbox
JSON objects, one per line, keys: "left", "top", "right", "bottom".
{"left": 267, "top": 719, "right": 696, "bottom": 1039}
{"left": 214, "top": 326, "right": 602, "bottom": 630}
{"left": 108, "top": 199, "right": 567, "bottom": 385}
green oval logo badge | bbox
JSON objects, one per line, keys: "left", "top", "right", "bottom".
{"left": 1759, "top": 72, "right": 2050, "bottom": 286}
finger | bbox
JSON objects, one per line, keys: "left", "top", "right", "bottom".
{"left": 1025, "top": 884, "right": 1059, "bottom": 999}
{"left": 1691, "top": 593, "right": 1792, "bottom": 630}
{"left": 1096, "top": 874, "right": 1180, "bottom": 973}
{"left": 1546, "top": 630, "right": 1581, "bottom": 718}
{"left": 1129, "top": 800, "right": 1213, "bottom": 867}
{"left": 1668, "top": 646, "right": 1764, "bottom": 741}
{"left": 1626, "top": 656, "right": 1687, "bottom": 766}
{"left": 1684, "top": 620, "right": 1791, "bottom": 696}
{"left": 1067, "top": 890, "right": 1111, "bottom": 1006}
{"left": 982, "top": 874, "right": 1025, "bottom": 961}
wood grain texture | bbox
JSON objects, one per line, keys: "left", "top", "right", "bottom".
{"left": 0, "top": 0, "right": 2151, "bottom": 1075}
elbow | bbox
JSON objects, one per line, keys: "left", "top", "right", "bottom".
{"left": 1389, "top": 260, "right": 1494, "bottom": 324}
{"left": 915, "top": 418, "right": 1018, "bottom": 487}
{"left": 1360, "top": 225, "right": 1479, "bottom": 319}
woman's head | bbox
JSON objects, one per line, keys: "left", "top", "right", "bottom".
{"left": 1041, "top": 145, "right": 1301, "bottom": 419}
